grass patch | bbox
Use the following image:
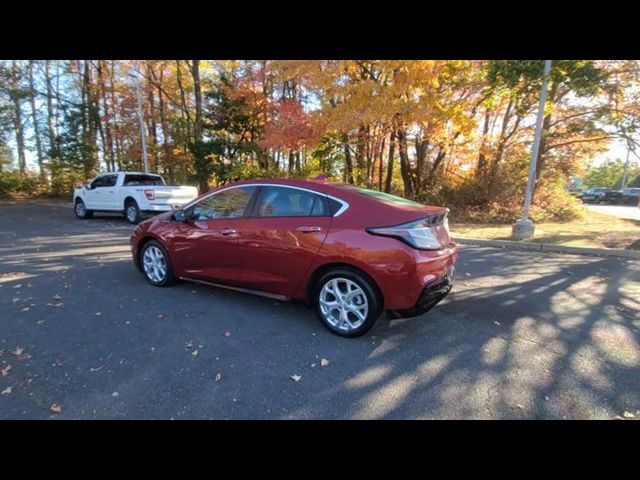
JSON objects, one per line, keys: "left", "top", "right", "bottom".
{"left": 451, "top": 210, "right": 640, "bottom": 250}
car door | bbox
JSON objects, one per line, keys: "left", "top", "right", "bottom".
{"left": 83, "top": 176, "right": 106, "bottom": 209}
{"left": 237, "top": 185, "right": 331, "bottom": 298}
{"left": 100, "top": 174, "right": 119, "bottom": 210}
{"left": 168, "top": 186, "right": 257, "bottom": 286}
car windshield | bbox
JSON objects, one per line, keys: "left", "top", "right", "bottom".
{"left": 123, "top": 174, "right": 165, "bottom": 186}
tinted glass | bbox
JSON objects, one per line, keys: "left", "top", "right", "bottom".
{"left": 103, "top": 175, "right": 118, "bottom": 187}
{"left": 123, "top": 174, "right": 164, "bottom": 186}
{"left": 340, "top": 185, "right": 425, "bottom": 208}
{"left": 190, "top": 186, "right": 255, "bottom": 220}
{"left": 256, "top": 186, "right": 328, "bottom": 217}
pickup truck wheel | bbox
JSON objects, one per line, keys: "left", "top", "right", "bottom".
{"left": 125, "top": 201, "right": 141, "bottom": 224}
{"left": 74, "top": 199, "right": 93, "bottom": 219}
{"left": 140, "top": 241, "right": 175, "bottom": 287}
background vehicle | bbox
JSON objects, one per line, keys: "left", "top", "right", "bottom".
{"left": 73, "top": 172, "right": 198, "bottom": 224}
{"left": 622, "top": 187, "right": 640, "bottom": 205}
{"left": 578, "top": 187, "right": 624, "bottom": 204}
{"left": 130, "top": 178, "right": 458, "bottom": 338}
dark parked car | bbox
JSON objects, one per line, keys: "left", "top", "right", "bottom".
{"left": 129, "top": 178, "right": 458, "bottom": 337}
{"left": 622, "top": 188, "right": 640, "bottom": 205}
{"left": 578, "top": 187, "right": 624, "bottom": 204}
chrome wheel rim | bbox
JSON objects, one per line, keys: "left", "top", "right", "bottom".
{"left": 319, "top": 278, "right": 368, "bottom": 332}
{"left": 126, "top": 205, "right": 137, "bottom": 222}
{"left": 142, "top": 246, "right": 167, "bottom": 283}
{"left": 75, "top": 202, "right": 85, "bottom": 217}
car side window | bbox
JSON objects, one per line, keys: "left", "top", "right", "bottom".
{"left": 103, "top": 175, "right": 117, "bottom": 187}
{"left": 189, "top": 186, "right": 256, "bottom": 221}
{"left": 255, "top": 186, "right": 328, "bottom": 218}
{"left": 91, "top": 177, "right": 105, "bottom": 189}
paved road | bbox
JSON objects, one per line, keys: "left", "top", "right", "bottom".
{"left": 1, "top": 201, "right": 640, "bottom": 419}
{"left": 586, "top": 203, "right": 640, "bottom": 221}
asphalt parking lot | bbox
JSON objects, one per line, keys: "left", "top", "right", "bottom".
{"left": 1, "top": 201, "right": 640, "bottom": 419}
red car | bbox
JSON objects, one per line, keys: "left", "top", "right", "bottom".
{"left": 130, "top": 178, "right": 457, "bottom": 337}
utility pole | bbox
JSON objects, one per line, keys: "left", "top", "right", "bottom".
{"left": 134, "top": 76, "right": 149, "bottom": 173}
{"left": 512, "top": 60, "right": 552, "bottom": 240}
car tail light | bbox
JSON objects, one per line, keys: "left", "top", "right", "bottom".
{"left": 144, "top": 189, "right": 155, "bottom": 201}
{"left": 367, "top": 212, "right": 451, "bottom": 250}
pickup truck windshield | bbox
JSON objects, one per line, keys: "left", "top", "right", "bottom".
{"left": 123, "top": 174, "right": 165, "bottom": 186}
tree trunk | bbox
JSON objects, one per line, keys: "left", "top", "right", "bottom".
{"left": 476, "top": 110, "right": 491, "bottom": 176}
{"left": 28, "top": 61, "right": 45, "bottom": 179}
{"left": 396, "top": 127, "right": 412, "bottom": 197}
{"left": 10, "top": 61, "right": 27, "bottom": 175}
{"left": 176, "top": 60, "right": 192, "bottom": 144}
{"left": 343, "top": 138, "right": 354, "bottom": 184}
{"left": 384, "top": 130, "right": 395, "bottom": 193}
{"left": 156, "top": 66, "right": 174, "bottom": 182}
{"left": 189, "top": 60, "right": 203, "bottom": 143}
{"left": 44, "top": 60, "right": 58, "bottom": 161}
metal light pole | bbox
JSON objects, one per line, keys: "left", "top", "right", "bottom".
{"left": 133, "top": 76, "right": 149, "bottom": 173}
{"left": 621, "top": 138, "right": 631, "bottom": 190}
{"left": 512, "top": 60, "right": 552, "bottom": 240}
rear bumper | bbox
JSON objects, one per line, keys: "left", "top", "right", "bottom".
{"left": 145, "top": 204, "right": 176, "bottom": 212}
{"left": 388, "top": 265, "right": 455, "bottom": 319}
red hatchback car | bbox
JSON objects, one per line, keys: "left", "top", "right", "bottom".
{"left": 130, "top": 178, "right": 457, "bottom": 337}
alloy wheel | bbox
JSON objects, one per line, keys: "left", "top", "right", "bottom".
{"left": 319, "top": 277, "right": 369, "bottom": 333}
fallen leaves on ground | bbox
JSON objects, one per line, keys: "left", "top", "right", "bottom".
{"left": 52, "top": 294, "right": 62, "bottom": 300}
{"left": 215, "top": 372, "right": 222, "bottom": 382}
{"left": 158, "top": 314, "right": 167, "bottom": 321}
{"left": 13, "top": 284, "right": 22, "bottom": 289}
{"left": 623, "top": 411, "right": 636, "bottom": 418}
{"left": 493, "top": 321, "right": 501, "bottom": 326}
{"left": 89, "top": 366, "right": 103, "bottom": 372}
{"left": 47, "top": 302, "right": 63, "bottom": 308}
{"left": 10, "top": 347, "right": 24, "bottom": 356}
{"left": 223, "top": 331, "right": 231, "bottom": 337}
{"left": 191, "top": 350, "right": 199, "bottom": 357}
{"left": 290, "top": 374, "right": 302, "bottom": 382}
{"left": 1, "top": 365, "right": 11, "bottom": 377}
{"left": 320, "top": 358, "right": 330, "bottom": 367}
{"left": 50, "top": 404, "right": 62, "bottom": 413}
{"left": 1, "top": 386, "right": 13, "bottom": 395}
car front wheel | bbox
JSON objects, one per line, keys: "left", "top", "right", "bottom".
{"left": 74, "top": 199, "right": 93, "bottom": 219}
{"left": 313, "top": 268, "right": 383, "bottom": 338}
{"left": 140, "top": 241, "right": 175, "bottom": 287}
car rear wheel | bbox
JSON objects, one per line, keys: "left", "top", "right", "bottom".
{"left": 140, "top": 241, "right": 175, "bottom": 287}
{"left": 125, "top": 200, "right": 141, "bottom": 224}
{"left": 313, "top": 268, "right": 383, "bottom": 338}
{"left": 74, "top": 199, "right": 93, "bottom": 219}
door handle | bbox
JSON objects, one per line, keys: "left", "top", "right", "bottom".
{"left": 219, "top": 228, "right": 237, "bottom": 236}
{"left": 297, "top": 226, "right": 322, "bottom": 233}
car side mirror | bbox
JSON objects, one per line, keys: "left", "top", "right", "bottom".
{"left": 84, "top": 183, "right": 91, "bottom": 190}
{"left": 173, "top": 210, "right": 188, "bottom": 222}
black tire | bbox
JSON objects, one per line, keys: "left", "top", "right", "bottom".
{"left": 125, "top": 200, "right": 141, "bottom": 224}
{"left": 139, "top": 240, "right": 176, "bottom": 287}
{"left": 312, "top": 268, "right": 383, "bottom": 338}
{"left": 74, "top": 199, "right": 93, "bottom": 219}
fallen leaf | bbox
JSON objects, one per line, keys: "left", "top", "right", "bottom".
{"left": 112, "top": 392, "right": 119, "bottom": 397}
{"left": 47, "top": 303, "right": 63, "bottom": 308}
{"left": 95, "top": 312, "right": 102, "bottom": 316}
{"left": 310, "top": 363, "right": 316, "bottom": 368}
{"left": 21, "top": 307, "right": 30, "bottom": 312}
{"left": 36, "top": 320, "right": 45, "bottom": 325}
{"left": 223, "top": 331, "right": 231, "bottom": 337}
{"left": 50, "top": 404, "right": 62, "bottom": 413}
{"left": 191, "top": 349, "right": 199, "bottom": 357}
{"left": 1, "top": 386, "right": 13, "bottom": 395}
{"left": 10, "top": 347, "right": 24, "bottom": 356}
{"left": 215, "top": 372, "right": 222, "bottom": 382}
{"left": 89, "top": 366, "right": 103, "bottom": 372}
{"left": 290, "top": 374, "right": 302, "bottom": 382}
{"left": 16, "top": 353, "right": 31, "bottom": 361}
{"left": 1, "top": 365, "right": 11, "bottom": 377}
{"left": 320, "top": 358, "right": 330, "bottom": 367}
{"left": 493, "top": 321, "right": 501, "bottom": 326}
{"left": 623, "top": 411, "right": 636, "bottom": 418}
{"left": 13, "top": 284, "right": 22, "bottom": 289}
{"left": 158, "top": 314, "right": 167, "bottom": 321}
{"left": 52, "top": 294, "right": 62, "bottom": 300}
{"left": 464, "top": 273, "right": 471, "bottom": 277}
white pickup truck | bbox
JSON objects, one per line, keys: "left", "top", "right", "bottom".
{"left": 73, "top": 171, "right": 199, "bottom": 224}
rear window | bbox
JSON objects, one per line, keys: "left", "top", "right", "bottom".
{"left": 123, "top": 174, "right": 165, "bottom": 186}
{"left": 339, "top": 185, "right": 425, "bottom": 208}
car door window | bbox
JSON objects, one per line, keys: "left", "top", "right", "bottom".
{"left": 256, "top": 186, "right": 328, "bottom": 217}
{"left": 103, "top": 175, "right": 118, "bottom": 187}
{"left": 189, "top": 186, "right": 256, "bottom": 220}
{"left": 91, "top": 177, "right": 106, "bottom": 189}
